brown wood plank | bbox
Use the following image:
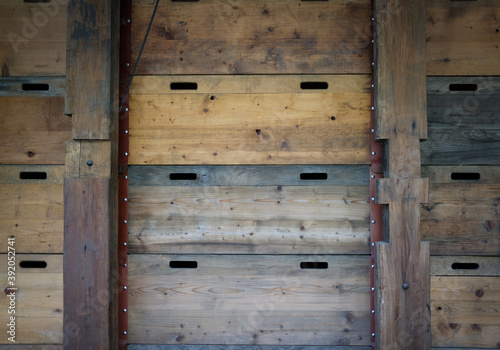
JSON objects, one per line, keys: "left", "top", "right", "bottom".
{"left": 0, "top": 77, "right": 65, "bottom": 97}
{"left": 431, "top": 256, "right": 500, "bottom": 277}
{"left": 374, "top": 0, "right": 430, "bottom": 348}
{"left": 0, "top": 97, "right": 71, "bottom": 165}
{"left": 0, "top": 1, "right": 66, "bottom": 77}
{"left": 128, "top": 254, "right": 371, "bottom": 346}
{"left": 431, "top": 276, "right": 500, "bottom": 348}
{"left": 0, "top": 254, "right": 62, "bottom": 344}
{"left": 426, "top": 2, "right": 500, "bottom": 76}
{"left": 421, "top": 166, "right": 500, "bottom": 256}
{"left": 131, "top": 0, "right": 371, "bottom": 75}
{"left": 129, "top": 75, "right": 370, "bottom": 165}
{"left": 0, "top": 166, "right": 64, "bottom": 253}
{"left": 0, "top": 346, "right": 62, "bottom": 350}
{"left": 127, "top": 346, "right": 371, "bottom": 350}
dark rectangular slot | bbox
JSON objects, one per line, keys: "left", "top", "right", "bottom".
{"left": 300, "top": 262, "right": 328, "bottom": 269}
{"left": 19, "top": 172, "right": 47, "bottom": 180}
{"left": 170, "top": 82, "right": 198, "bottom": 90}
{"left": 451, "top": 262, "right": 479, "bottom": 270}
{"left": 21, "top": 83, "right": 49, "bottom": 91}
{"left": 449, "top": 84, "right": 478, "bottom": 91}
{"left": 169, "top": 261, "right": 198, "bottom": 269}
{"left": 20, "top": 261, "right": 47, "bottom": 268}
{"left": 169, "top": 173, "right": 197, "bottom": 181}
{"left": 300, "top": 173, "right": 328, "bottom": 180}
{"left": 451, "top": 172, "right": 480, "bottom": 181}
{"left": 300, "top": 82, "right": 328, "bottom": 90}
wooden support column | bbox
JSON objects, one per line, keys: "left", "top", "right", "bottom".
{"left": 373, "top": 0, "right": 431, "bottom": 349}
{"left": 64, "top": 0, "right": 119, "bottom": 349}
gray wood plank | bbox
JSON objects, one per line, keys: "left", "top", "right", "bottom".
{"left": 128, "top": 346, "right": 371, "bottom": 350}
{"left": 0, "top": 77, "right": 65, "bottom": 97}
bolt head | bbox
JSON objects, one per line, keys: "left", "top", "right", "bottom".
{"left": 123, "top": 242, "right": 127, "bottom": 246}
{"left": 402, "top": 282, "right": 409, "bottom": 290}
{"left": 123, "top": 286, "right": 127, "bottom": 290}
{"left": 86, "top": 160, "right": 93, "bottom": 167}
{"left": 123, "top": 264, "right": 127, "bottom": 267}
{"left": 123, "top": 331, "right": 127, "bottom": 335}
{"left": 123, "top": 309, "right": 127, "bottom": 312}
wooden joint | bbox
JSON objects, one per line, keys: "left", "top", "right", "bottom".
{"left": 65, "top": 141, "right": 112, "bottom": 179}
{"left": 375, "top": 177, "right": 429, "bottom": 204}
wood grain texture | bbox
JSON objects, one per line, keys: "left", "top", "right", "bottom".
{"left": 431, "top": 276, "right": 500, "bottom": 348}
{"left": 65, "top": 0, "right": 119, "bottom": 139}
{"left": 0, "top": 254, "right": 62, "bottom": 344}
{"left": 131, "top": 0, "right": 371, "bottom": 75}
{"left": 0, "top": 166, "right": 64, "bottom": 253}
{"left": 0, "top": 346, "right": 62, "bottom": 350}
{"left": 0, "top": 97, "right": 71, "bottom": 165}
{"left": 426, "top": 2, "right": 500, "bottom": 76}
{"left": 422, "top": 77, "right": 500, "bottom": 165}
{"left": 0, "top": 0, "right": 66, "bottom": 77}
{"left": 127, "top": 346, "right": 371, "bottom": 350}
{"left": 0, "top": 77, "right": 65, "bottom": 97}
{"left": 431, "top": 256, "right": 500, "bottom": 277}
{"left": 421, "top": 166, "right": 500, "bottom": 256}
{"left": 129, "top": 75, "right": 370, "bottom": 165}
{"left": 128, "top": 254, "right": 371, "bottom": 346}
{"left": 128, "top": 165, "right": 370, "bottom": 254}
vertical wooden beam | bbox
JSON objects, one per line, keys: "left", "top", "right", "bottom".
{"left": 373, "top": 0, "right": 431, "bottom": 349}
{"left": 64, "top": 0, "right": 119, "bottom": 349}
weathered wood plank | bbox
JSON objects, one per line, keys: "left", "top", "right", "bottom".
{"left": 0, "top": 346, "right": 62, "bottom": 350}
{"left": 422, "top": 77, "right": 500, "bottom": 165}
{"left": 128, "top": 254, "right": 371, "bottom": 346}
{"left": 421, "top": 166, "right": 500, "bottom": 256}
{"left": 431, "top": 276, "right": 500, "bottom": 348}
{"left": 431, "top": 256, "right": 500, "bottom": 277}
{"left": 0, "top": 77, "right": 65, "bottom": 97}
{"left": 426, "top": 3, "right": 500, "bottom": 76}
{"left": 129, "top": 75, "right": 370, "bottom": 165}
{"left": 0, "top": 1, "right": 66, "bottom": 77}
{"left": 127, "top": 346, "right": 371, "bottom": 350}
{"left": 131, "top": 0, "right": 371, "bottom": 75}
{"left": 0, "top": 254, "right": 62, "bottom": 344}
{"left": 0, "top": 166, "right": 64, "bottom": 253}
{"left": 0, "top": 97, "right": 71, "bottom": 165}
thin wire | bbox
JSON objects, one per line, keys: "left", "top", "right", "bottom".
{"left": 119, "top": 0, "right": 160, "bottom": 112}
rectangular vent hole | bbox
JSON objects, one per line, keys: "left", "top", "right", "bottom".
{"left": 22, "top": 83, "right": 49, "bottom": 91}
{"left": 300, "top": 173, "right": 328, "bottom": 180}
{"left": 300, "top": 262, "right": 328, "bottom": 269}
{"left": 449, "top": 84, "right": 478, "bottom": 91}
{"left": 20, "top": 261, "right": 47, "bottom": 268}
{"left": 170, "top": 82, "right": 198, "bottom": 90}
{"left": 19, "top": 172, "right": 47, "bottom": 180}
{"left": 451, "top": 262, "right": 479, "bottom": 270}
{"left": 451, "top": 172, "right": 480, "bottom": 181}
{"left": 170, "top": 261, "right": 198, "bottom": 269}
{"left": 300, "top": 82, "right": 328, "bottom": 90}
{"left": 170, "top": 173, "right": 197, "bottom": 181}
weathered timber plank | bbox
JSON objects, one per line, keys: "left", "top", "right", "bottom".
{"left": 131, "top": 0, "right": 371, "bottom": 75}
{"left": 431, "top": 256, "right": 500, "bottom": 277}
{"left": 0, "top": 254, "right": 62, "bottom": 344}
{"left": 426, "top": 2, "right": 500, "bottom": 76}
{"left": 129, "top": 165, "right": 370, "bottom": 187}
{"left": 0, "top": 346, "right": 62, "bottom": 350}
{"left": 431, "top": 276, "right": 500, "bottom": 348}
{"left": 0, "top": 1, "right": 66, "bottom": 77}
{"left": 0, "top": 166, "right": 64, "bottom": 253}
{"left": 128, "top": 254, "right": 371, "bottom": 346}
{"left": 0, "top": 77, "right": 65, "bottom": 97}
{"left": 127, "top": 346, "right": 371, "bottom": 350}
{"left": 65, "top": 141, "right": 112, "bottom": 179}
{"left": 0, "top": 97, "right": 71, "bottom": 165}
{"left": 65, "top": 0, "right": 119, "bottom": 139}
{"left": 422, "top": 77, "right": 500, "bottom": 165}
{"left": 421, "top": 166, "right": 500, "bottom": 256}
{"left": 128, "top": 183, "right": 369, "bottom": 254}
{"left": 129, "top": 75, "right": 370, "bottom": 165}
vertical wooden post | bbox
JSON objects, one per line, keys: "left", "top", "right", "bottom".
{"left": 64, "top": 0, "right": 119, "bottom": 349}
{"left": 373, "top": 0, "right": 431, "bottom": 349}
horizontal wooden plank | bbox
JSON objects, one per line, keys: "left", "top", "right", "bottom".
{"left": 128, "top": 183, "right": 369, "bottom": 254}
{"left": 127, "top": 346, "right": 371, "bottom": 350}
{"left": 422, "top": 77, "right": 500, "bottom": 165}
{"left": 128, "top": 254, "right": 371, "bottom": 345}
{"left": 0, "top": 97, "right": 71, "bottom": 165}
{"left": 0, "top": 254, "right": 62, "bottom": 344}
{"left": 0, "top": 346, "right": 62, "bottom": 350}
{"left": 0, "top": 77, "right": 65, "bottom": 97}
{"left": 0, "top": 1, "right": 66, "bottom": 76}
{"left": 421, "top": 166, "right": 500, "bottom": 256}
{"left": 431, "top": 256, "right": 500, "bottom": 277}
{"left": 431, "top": 276, "right": 500, "bottom": 348}
{"left": 0, "top": 166, "right": 64, "bottom": 253}
{"left": 129, "top": 75, "right": 370, "bottom": 165}
{"left": 129, "top": 165, "right": 369, "bottom": 187}
{"left": 131, "top": 0, "right": 371, "bottom": 75}
{"left": 426, "top": 3, "right": 500, "bottom": 75}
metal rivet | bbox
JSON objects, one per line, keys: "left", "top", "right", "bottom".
{"left": 371, "top": 84, "right": 374, "bottom": 88}
{"left": 372, "top": 333, "right": 375, "bottom": 337}
{"left": 371, "top": 264, "right": 375, "bottom": 269}
{"left": 371, "top": 310, "right": 375, "bottom": 314}
{"left": 123, "top": 286, "right": 127, "bottom": 290}
{"left": 123, "top": 331, "right": 127, "bottom": 335}
{"left": 371, "top": 40, "right": 374, "bottom": 43}
{"left": 127, "top": 19, "right": 131, "bottom": 23}
{"left": 125, "top": 63, "right": 130, "bottom": 67}
{"left": 371, "top": 106, "right": 375, "bottom": 110}
{"left": 371, "top": 197, "right": 375, "bottom": 201}
{"left": 123, "top": 242, "right": 127, "bottom": 246}
{"left": 123, "top": 198, "right": 128, "bottom": 202}
{"left": 371, "top": 287, "right": 375, "bottom": 291}
{"left": 124, "top": 152, "right": 128, "bottom": 156}
{"left": 125, "top": 107, "right": 129, "bottom": 112}
{"left": 125, "top": 130, "right": 129, "bottom": 134}
{"left": 372, "top": 17, "right": 374, "bottom": 21}
{"left": 123, "top": 220, "right": 127, "bottom": 224}
{"left": 123, "top": 309, "right": 127, "bottom": 312}
{"left": 124, "top": 176, "right": 128, "bottom": 179}
{"left": 372, "top": 220, "right": 376, "bottom": 224}
{"left": 372, "top": 62, "right": 375, "bottom": 66}
{"left": 86, "top": 160, "right": 93, "bottom": 166}
{"left": 402, "top": 283, "right": 409, "bottom": 290}
{"left": 371, "top": 151, "right": 376, "bottom": 155}
{"left": 371, "top": 175, "right": 375, "bottom": 179}
{"left": 371, "top": 129, "right": 375, "bottom": 133}
{"left": 371, "top": 242, "right": 375, "bottom": 246}
{"left": 123, "top": 264, "right": 127, "bottom": 268}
